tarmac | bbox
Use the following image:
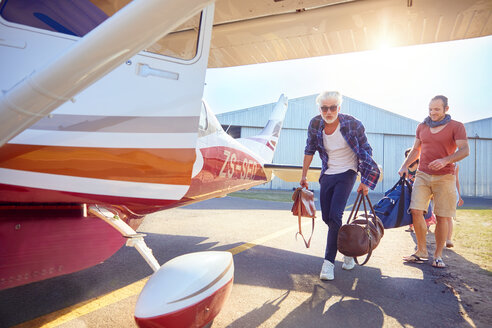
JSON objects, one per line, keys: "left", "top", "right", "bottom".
{"left": 0, "top": 192, "right": 490, "bottom": 327}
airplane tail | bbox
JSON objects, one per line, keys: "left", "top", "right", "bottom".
{"left": 236, "top": 94, "right": 288, "bottom": 164}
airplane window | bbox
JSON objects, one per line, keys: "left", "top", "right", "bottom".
{"left": 202, "top": 101, "right": 223, "bottom": 135}
{"left": 144, "top": 13, "right": 200, "bottom": 60}
{"left": 199, "top": 101, "right": 225, "bottom": 137}
{"left": 199, "top": 102, "right": 208, "bottom": 133}
{"left": 0, "top": 0, "right": 108, "bottom": 36}
{"left": 0, "top": 0, "right": 200, "bottom": 60}
{"left": 223, "top": 125, "right": 241, "bottom": 139}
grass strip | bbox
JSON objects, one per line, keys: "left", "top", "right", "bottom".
{"left": 454, "top": 209, "right": 492, "bottom": 274}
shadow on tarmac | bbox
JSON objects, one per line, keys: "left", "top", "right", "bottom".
{"left": 229, "top": 287, "right": 386, "bottom": 328}
{"left": 219, "top": 243, "right": 469, "bottom": 328}
{"left": 0, "top": 229, "right": 474, "bottom": 328}
{"left": 2, "top": 234, "right": 471, "bottom": 328}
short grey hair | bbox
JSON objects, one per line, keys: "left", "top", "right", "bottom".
{"left": 316, "top": 91, "right": 343, "bottom": 107}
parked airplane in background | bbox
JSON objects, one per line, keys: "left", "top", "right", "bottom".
{"left": 1, "top": 0, "right": 490, "bottom": 326}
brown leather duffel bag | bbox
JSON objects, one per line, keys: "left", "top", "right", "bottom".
{"left": 291, "top": 187, "right": 316, "bottom": 248}
{"left": 337, "top": 191, "right": 384, "bottom": 265}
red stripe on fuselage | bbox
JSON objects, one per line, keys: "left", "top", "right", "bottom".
{"left": 183, "top": 146, "right": 268, "bottom": 201}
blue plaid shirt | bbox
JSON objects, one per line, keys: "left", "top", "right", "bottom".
{"left": 304, "top": 114, "right": 380, "bottom": 190}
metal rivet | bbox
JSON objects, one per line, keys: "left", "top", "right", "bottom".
{"left": 15, "top": 224, "right": 21, "bottom": 230}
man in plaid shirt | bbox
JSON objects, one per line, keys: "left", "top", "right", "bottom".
{"left": 300, "top": 91, "right": 380, "bottom": 281}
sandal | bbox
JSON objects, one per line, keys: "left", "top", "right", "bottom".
{"left": 432, "top": 257, "right": 446, "bottom": 268}
{"left": 403, "top": 254, "right": 428, "bottom": 263}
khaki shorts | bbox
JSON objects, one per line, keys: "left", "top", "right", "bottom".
{"left": 410, "top": 171, "right": 457, "bottom": 218}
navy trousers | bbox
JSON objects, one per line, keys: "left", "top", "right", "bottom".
{"left": 319, "top": 170, "right": 357, "bottom": 263}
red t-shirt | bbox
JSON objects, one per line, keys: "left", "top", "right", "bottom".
{"left": 416, "top": 120, "right": 467, "bottom": 175}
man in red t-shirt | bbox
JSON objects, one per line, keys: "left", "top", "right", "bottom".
{"left": 398, "top": 95, "right": 469, "bottom": 269}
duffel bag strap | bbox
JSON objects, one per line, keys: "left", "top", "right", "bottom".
{"left": 353, "top": 194, "right": 373, "bottom": 266}
{"left": 354, "top": 237, "right": 372, "bottom": 266}
{"left": 296, "top": 190, "right": 315, "bottom": 248}
{"left": 346, "top": 192, "right": 364, "bottom": 224}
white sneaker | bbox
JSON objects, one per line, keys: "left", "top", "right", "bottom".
{"left": 342, "top": 256, "right": 355, "bottom": 270}
{"left": 320, "top": 260, "right": 334, "bottom": 280}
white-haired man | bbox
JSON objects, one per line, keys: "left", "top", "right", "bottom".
{"left": 301, "top": 91, "right": 380, "bottom": 281}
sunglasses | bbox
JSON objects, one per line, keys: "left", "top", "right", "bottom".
{"left": 320, "top": 105, "right": 338, "bottom": 112}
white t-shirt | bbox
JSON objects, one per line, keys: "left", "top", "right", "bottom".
{"left": 322, "top": 124, "right": 358, "bottom": 175}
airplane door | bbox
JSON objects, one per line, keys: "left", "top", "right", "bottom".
{"left": 0, "top": 3, "right": 215, "bottom": 204}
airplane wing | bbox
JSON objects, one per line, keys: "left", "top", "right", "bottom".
{"left": 264, "top": 163, "right": 322, "bottom": 183}
{"left": 264, "top": 163, "right": 384, "bottom": 183}
{"left": 207, "top": 0, "right": 492, "bottom": 67}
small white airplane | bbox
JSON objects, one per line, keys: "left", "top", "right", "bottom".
{"left": 0, "top": 0, "right": 490, "bottom": 327}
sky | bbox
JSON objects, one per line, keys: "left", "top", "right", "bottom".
{"left": 203, "top": 35, "right": 492, "bottom": 123}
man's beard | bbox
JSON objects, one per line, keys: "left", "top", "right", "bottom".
{"left": 322, "top": 115, "right": 338, "bottom": 124}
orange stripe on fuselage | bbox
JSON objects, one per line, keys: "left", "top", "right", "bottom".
{"left": 0, "top": 144, "right": 195, "bottom": 185}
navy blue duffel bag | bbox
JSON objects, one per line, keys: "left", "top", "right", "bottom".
{"left": 374, "top": 176, "right": 432, "bottom": 229}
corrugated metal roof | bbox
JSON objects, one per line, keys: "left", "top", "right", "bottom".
{"left": 465, "top": 117, "right": 492, "bottom": 139}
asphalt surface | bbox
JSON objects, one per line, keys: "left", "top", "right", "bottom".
{"left": 0, "top": 193, "right": 490, "bottom": 327}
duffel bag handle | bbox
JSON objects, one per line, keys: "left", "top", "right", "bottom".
{"left": 347, "top": 191, "right": 378, "bottom": 266}
{"left": 395, "top": 176, "right": 414, "bottom": 227}
{"left": 346, "top": 192, "right": 364, "bottom": 225}
{"left": 346, "top": 191, "right": 376, "bottom": 225}
{"left": 355, "top": 194, "right": 372, "bottom": 266}
{"left": 292, "top": 187, "right": 315, "bottom": 248}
